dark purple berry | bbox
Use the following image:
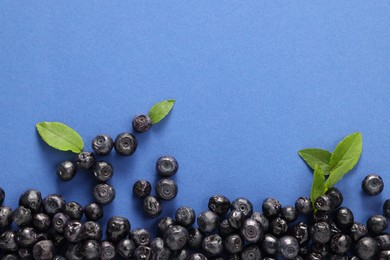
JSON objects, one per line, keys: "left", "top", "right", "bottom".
{"left": 350, "top": 222, "right": 368, "bottom": 241}
{"left": 163, "top": 225, "right": 188, "bottom": 251}
{"left": 32, "top": 213, "right": 50, "bottom": 231}
{"left": 262, "top": 197, "right": 281, "bottom": 218}
{"left": 12, "top": 206, "right": 32, "bottom": 227}
{"left": 150, "top": 237, "right": 172, "bottom": 259}
{"left": 377, "top": 234, "right": 390, "bottom": 250}
{"left": 156, "top": 156, "right": 179, "bottom": 177}
{"left": 64, "top": 220, "right": 84, "bottom": 242}
{"left": 334, "top": 207, "right": 354, "bottom": 229}
{"left": 175, "top": 206, "right": 195, "bottom": 227}
{"left": 0, "top": 187, "right": 4, "bottom": 206}
{"left": 240, "top": 244, "right": 262, "bottom": 260}
{"left": 91, "top": 134, "right": 113, "bottom": 155}
{"left": 325, "top": 187, "right": 343, "bottom": 209}
{"left": 19, "top": 189, "right": 42, "bottom": 213}
{"left": 143, "top": 196, "right": 162, "bottom": 218}
{"left": 106, "top": 216, "right": 130, "bottom": 243}
{"left": 292, "top": 222, "right": 309, "bottom": 245}
{"left": 83, "top": 221, "right": 102, "bottom": 240}
{"left": 281, "top": 205, "right": 298, "bottom": 222}
{"left": 32, "top": 240, "right": 54, "bottom": 260}
{"left": 261, "top": 233, "right": 278, "bottom": 255}
{"left": 187, "top": 253, "right": 207, "bottom": 260}
{"left": 295, "top": 197, "right": 313, "bottom": 215}
{"left": 132, "top": 114, "right": 152, "bottom": 133}
{"left": 157, "top": 217, "right": 176, "bottom": 234}
{"left": 100, "top": 241, "right": 116, "bottom": 260}
{"left": 56, "top": 161, "right": 77, "bottom": 181}
{"left": 208, "top": 195, "right": 230, "bottom": 215}
{"left": 116, "top": 238, "right": 135, "bottom": 258}
{"left": 0, "top": 231, "right": 18, "bottom": 252}
{"left": 315, "top": 195, "right": 333, "bottom": 212}
{"left": 188, "top": 228, "right": 203, "bottom": 250}
{"left": 269, "top": 217, "right": 288, "bottom": 237}
{"left": 0, "top": 206, "right": 13, "bottom": 228}
{"left": 93, "top": 161, "right": 113, "bottom": 182}
{"left": 42, "top": 194, "right": 65, "bottom": 216}
{"left": 231, "top": 197, "right": 253, "bottom": 218}
{"left": 202, "top": 234, "right": 223, "bottom": 256}
{"left": 227, "top": 210, "right": 244, "bottom": 229}
{"left": 114, "top": 132, "right": 137, "bottom": 156}
{"left": 155, "top": 178, "right": 178, "bottom": 201}
{"left": 133, "top": 245, "right": 155, "bottom": 260}
{"left": 278, "top": 236, "right": 299, "bottom": 259}
{"left": 197, "top": 211, "right": 219, "bottom": 233}
{"left": 240, "top": 218, "right": 263, "bottom": 243}
{"left": 93, "top": 183, "right": 115, "bottom": 205}
{"left": 81, "top": 240, "right": 101, "bottom": 260}
{"left": 133, "top": 180, "right": 152, "bottom": 198}
{"left": 52, "top": 212, "right": 69, "bottom": 233}
{"left": 355, "top": 236, "right": 378, "bottom": 259}
{"left": 84, "top": 202, "right": 103, "bottom": 221}
{"left": 76, "top": 151, "right": 96, "bottom": 170}
{"left": 330, "top": 233, "right": 352, "bottom": 255}
{"left": 362, "top": 174, "right": 384, "bottom": 195}
{"left": 131, "top": 228, "right": 151, "bottom": 246}
{"left": 367, "top": 214, "right": 388, "bottom": 235}
{"left": 65, "top": 243, "right": 83, "bottom": 260}
{"left": 250, "top": 212, "right": 269, "bottom": 231}
{"left": 310, "top": 222, "right": 331, "bottom": 244}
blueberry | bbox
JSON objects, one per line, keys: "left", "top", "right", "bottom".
{"left": 76, "top": 151, "right": 96, "bottom": 170}
{"left": 106, "top": 216, "right": 130, "bottom": 243}
{"left": 378, "top": 250, "right": 390, "bottom": 259}
{"left": 156, "top": 156, "right": 179, "bottom": 177}
{"left": 133, "top": 245, "right": 155, "bottom": 260}
{"left": 64, "top": 220, "right": 85, "bottom": 242}
{"left": 65, "top": 243, "right": 83, "bottom": 260}
{"left": 42, "top": 194, "right": 65, "bottom": 215}
{"left": 325, "top": 187, "right": 343, "bottom": 209}
{"left": 367, "top": 214, "right": 388, "bottom": 235}
{"left": 52, "top": 212, "right": 70, "bottom": 233}
{"left": 306, "top": 252, "right": 323, "bottom": 260}
{"left": 143, "top": 195, "right": 162, "bottom": 218}
{"left": 133, "top": 180, "right": 152, "bottom": 198}
{"left": 261, "top": 233, "right": 278, "bottom": 255}
{"left": 0, "top": 231, "right": 18, "bottom": 252}
{"left": 187, "top": 253, "right": 207, "bottom": 260}
{"left": 278, "top": 236, "right": 299, "bottom": 259}
{"left": 384, "top": 199, "right": 390, "bottom": 218}
{"left": 197, "top": 210, "right": 219, "bottom": 233}
{"left": 19, "top": 189, "right": 42, "bottom": 213}
{"left": 132, "top": 114, "right": 152, "bottom": 133}
{"left": 269, "top": 217, "right": 288, "bottom": 237}
{"left": 291, "top": 222, "right": 309, "bottom": 245}
{"left": 171, "top": 248, "right": 189, "bottom": 260}
{"left": 350, "top": 222, "right": 368, "bottom": 241}
{"left": 377, "top": 234, "right": 390, "bottom": 250}
{"left": 150, "top": 237, "right": 172, "bottom": 259}
{"left": 93, "top": 183, "right": 115, "bottom": 205}
{"left": 240, "top": 218, "right": 263, "bottom": 243}
{"left": 227, "top": 210, "right": 244, "bottom": 229}
{"left": 48, "top": 230, "right": 66, "bottom": 247}
{"left": 311, "top": 242, "right": 329, "bottom": 257}
{"left": 32, "top": 213, "right": 50, "bottom": 231}
{"left": 295, "top": 196, "right": 313, "bottom": 215}
{"left": 262, "top": 197, "right": 282, "bottom": 218}
{"left": 12, "top": 206, "right": 32, "bottom": 227}
{"left": 240, "top": 244, "right": 262, "bottom": 260}
{"left": 64, "top": 201, "right": 83, "bottom": 220}
{"left": 224, "top": 234, "right": 243, "bottom": 255}
{"left": 208, "top": 195, "right": 230, "bottom": 215}
{"left": 310, "top": 222, "right": 331, "bottom": 244}
{"left": 250, "top": 211, "right": 269, "bottom": 231}
{"left": 231, "top": 197, "right": 253, "bottom": 219}
{"left": 114, "top": 132, "right": 137, "bottom": 156}
{"left": 355, "top": 236, "right": 378, "bottom": 259}
{"left": 202, "top": 234, "right": 223, "bottom": 256}
{"left": 92, "top": 134, "right": 114, "bottom": 155}
{"left": 157, "top": 217, "right": 176, "bottom": 234}
{"left": 0, "top": 187, "right": 4, "bottom": 206}
{"left": 93, "top": 161, "right": 114, "bottom": 182}
{"left": 83, "top": 221, "right": 103, "bottom": 240}
{"left": 131, "top": 228, "right": 151, "bottom": 246}
{"left": 116, "top": 238, "right": 135, "bottom": 258}
{"left": 281, "top": 205, "right": 298, "bottom": 222}
{"left": 1, "top": 253, "right": 18, "bottom": 260}
{"left": 56, "top": 160, "right": 77, "bottom": 181}
{"left": 155, "top": 178, "right": 178, "bottom": 201}
{"left": 313, "top": 210, "right": 332, "bottom": 223}
{"left": 362, "top": 174, "right": 384, "bottom": 195}
{"left": 334, "top": 207, "right": 354, "bottom": 229}
{"left": 175, "top": 206, "right": 195, "bottom": 227}
{"left": 84, "top": 202, "right": 103, "bottom": 221}
{"left": 219, "top": 219, "right": 236, "bottom": 238}
{"left": 187, "top": 228, "right": 203, "bottom": 249}
{"left": 100, "top": 241, "right": 116, "bottom": 260}
{"left": 18, "top": 247, "right": 32, "bottom": 260}
{"left": 0, "top": 206, "right": 13, "bottom": 228}
{"left": 330, "top": 233, "right": 352, "bottom": 255}
{"left": 315, "top": 195, "right": 334, "bottom": 212}
{"left": 81, "top": 240, "right": 101, "bottom": 260}
{"left": 32, "top": 240, "right": 54, "bottom": 260}
{"left": 163, "top": 225, "right": 188, "bottom": 251}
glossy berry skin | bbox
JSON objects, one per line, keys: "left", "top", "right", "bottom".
{"left": 295, "top": 197, "right": 313, "bottom": 215}
{"left": 133, "top": 180, "right": 152, "bottom": 198}
{"left": 292, "top": 222, "right": 309, "bottom": 245}
{"left": 171, "top": 249, "right": 189, "bottom": 260}
{"left": 83, "top": 221, "right": 103, "bottom": 240}
{"left": 362, "top": 174, "right": 384, "bottom": 195}
{"left": 377, "top": 234, "right": 390, "bottom": 250}
{"left": 262, "top": 233, "right": 278, "bottom": 255}
{"left": 330, "top": 233, "right": 352, "bottom": 255}
{"left": 56, "top": 161, "right": 77, "bottom": 181}
{"left": 0, "top": 206, "right": 13, "bottom": 228}
{"left": 278, "top": 236, "right": 299, "bottom": 259}
{"left": 91, "top": 134, "right": 114, "bottom": 155}
{"left": 150, "top": 237, "right": 172, "bottom": 259}
{"left": 0, "top": 231, "right": 18, "bottom": 252}
{"left": 367, "top": 214, "right": 388, "bottom": 235}
{"left": 310, "top": 222, "right": 331, "bottom": 244}
{"left": 269, "top": 217, "right": 288, "bottom": 237}
{"left": 223, "top": 234, "right": 243, "bottom": 254}
{"left": 93, "top": 161, "right": 113, "bottom": 182}
{"left": 384, "top": 199, "right": 390, "bottom": 218}
{"left": 350, "top": 222, "right": 368, "bottom": 241}
{"left": 163, "top": 225, "right": 188, "bottom": 251}
{"left": 64, "top": 220, "right": 84, "bottom": 242}
{"left": 208, "top": 195, "right": 230, "bottom": 215}
{"left": 281, "top": 206, "right": 298, "bottom": 222}
{"left": 143, "top": 196, "right": 162, "bottom": 218}
{"left": 64, "top": 201, "right": 83, "bottom": 220}
{"left": 131, "top": 228, "right": 151, "bottom": 246}
{"left": 202, "top": 234, "right": 223, "bottom": 256}
{"left": 378, "top": 250, "right": 390, "bottom": 260}
{"left": 175, "top": 206, "right": 195, "bottom": 227}
{"left": 76, "top": 151, "right": 96, "bottom": 170}
{"left": 227, "top": 210, "right": 244, "bottom": 229}
{"left": 42, "top": 194, "right": 65, "bottom": 215}
{"left": 12, "top": 206, "right": 32, "bottom": 227}
{"left": 15, "top": 227, "right": 37, "bottom": 247}
{"left": 156, "top": 156, "right": 179, "bottom": 177}
{"left": 219, "top": 219, "right": 236, "bottom": 238}
{"left": 65, "top": 243, "right": 83, "bottom": 260}
{"left": 315, "top": 195, "right": 333, "bottom": 212}
{"left": 18, "top": 247, "right": 33, "bottom": 260}
{"left": 84, "top": 202, "right": 103, "bottom": 221}
{"left": 355, "top": 236, "right": 378, "bottom": 259}
{"left": 251, "top": 212, "right": 269, "bottom": 231}
{"left": 240, "top": 244, "right": 262, "bottom": 260}
{"left": 157, "top": 217, "right": 176, "bottom": 234}
{"left": 197, "top": 210, "right": 219, "bottom": 233}
{"left": 81, "top": 240, "right": 101, "bottom": 260}
{"left": 100, "top": 241, "right": 116, "bottom": 260}
{"left": 335, "top": 207, "right": 354, "bottom": 229}
{"left": 155, "top": 178, "right": 178, "bottom": 201}
{"left": 240, "top": 218, "right": 263, "bottom": 243}
{"left": 19, "top": 189, "right": 42, "bottom": 213}
{"left": 231, "top": 197, "right": 253, "bottom": 218}
{"left": 132, "top": 114, "right": 152, "bottom": 133}
{"left": 116, "top": 238, "right": 135, "bottom": 258}
{"left": 262, "top": 197, "right": 282, "bottom": 218}
{"left": 0, "top": 187, "right": 4, "bottom": 206}
{"left": 187, "top": 253, "right": 207, "bottom": 260}
{"left": 133, "top": 245, "right": 155, "bottom": 260}
{"left": 32, "top": 240, "right": 54, "bottom": 260}
{"left": 325, "top": 187, "right": 343, "bottom": 209}
{"left": 32, "top": 213, "right": 50, "bottom": 231}
{"left": 52, "top": 213, "right": 69, "bottom": 234}
{"left": 93, "top": 183, "right": 115, "bottom": 205}
{"left": 114, "top": 132, "right": 137, "bottom": 156}
{"left": 106, "top": 216, "right": 130, "bottom": 243}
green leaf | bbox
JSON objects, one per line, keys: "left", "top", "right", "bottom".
{"left": 298, "top": 148, "right": 332, "bottom": 175}
{"left": 325, "top": 132, "right": 362, "bottom": 189}
{"left": 36, "top": 122, "right": 84, "bottom": 153}
{"left": 148, "top": 99, "right": 175, "bottom": 124}
{"left": 311, "top": 164, "right": 325, "bottom": 208}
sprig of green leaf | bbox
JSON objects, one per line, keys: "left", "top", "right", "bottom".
{"left": 311, "top": 164, "right": 325, "bottom": 207}
{"left": 298, "top": 148, "right": 332, "bottom": 175}
{"left": 36, "top": 122, "right": 84, "bottom": 153}
{"left": 148, "top": 99, "right": 175, "bottom": 124}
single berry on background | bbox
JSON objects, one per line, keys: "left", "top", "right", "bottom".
{"left": 133, "top": 180, "right": 152, "bottom": 198}
{"left": 155, "top": 178, "right": 178, "bottom": 201}
{"left": 93, "top": 161, "right": 114, "bottom": 182}
{"left": 132, "top": 114, "right": 152, "bottom": 133}
{"left": 91, "top": 134, "right": 114, "bottom": 155}
{"left": 93, "top": 183, "right": 116, "bottom": 205}
{"left": 114, "top": 132, "right": 137, "bottom": 156}
{"left": 208, "top": 194, "right": 230, "bottom": 215}
{"left": 362, "top": 174, "right": 384, "bottom": 195}
{"left": 56, "top": 160, "right": 77, "bottom": 181}
{"left": 143, "top": 196, "right": 162, "bottom": 218}
{"left": 19, "top": 189, "right": 42, "bottom": 213}
{"left": 42, "top": 194, "right": 65, "bottom": 216}
{"left": 76, "top": 151, "right": 96, "bottom": 170}
{"left": 156, "top": 156, "right": 179, "bottom": 177}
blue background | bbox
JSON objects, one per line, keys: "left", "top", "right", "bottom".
{"left": 1, "top": 1, "right": 390, "bottom": 237}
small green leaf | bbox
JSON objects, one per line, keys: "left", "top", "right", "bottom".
{"left": 36, "top": 122, "right": 84, "bottom": 153}
{"left": 325, "top": 132, "right": 363, "bottom": 189}
{"left": 148, "top": 99, "right": 175, "bottom": 124}
{"left": 298, "top": 148, "right": 332, "bottom": 175}
{"left": 311, "top": 164, "right": 325, "bottom": 208}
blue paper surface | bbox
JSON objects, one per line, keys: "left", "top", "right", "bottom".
{"left": 1, "top": 1, "right": 390, "bottom": 238}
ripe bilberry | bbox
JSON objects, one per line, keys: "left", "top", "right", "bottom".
{"left": 76, "top": 151, "right": 96, "bottom": 170}
{"left": 57, "top": 160, "right": 77, "bottom": 181}
{"left": 362, "top": 174, "right": 384, "bottom": 195}
{"left": 114, "top": 132, "right": 137, "bottom": 156}
{"left": 93, "top": 183, "right": 115, "bottom": 205}
{"left": 93, "top": 161, "right": 113, "bottom": 182}
{"left": 92, "top": 134, "right": 114, "bottom": 155}
{"left": 132, "top": 114, "right": 152, "bottom": 133}
{"left": 156, "top": 156, "right": 179, "bottom": 177}
{"left": 133, "top": 180, "right": 152, "bottom": 198}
